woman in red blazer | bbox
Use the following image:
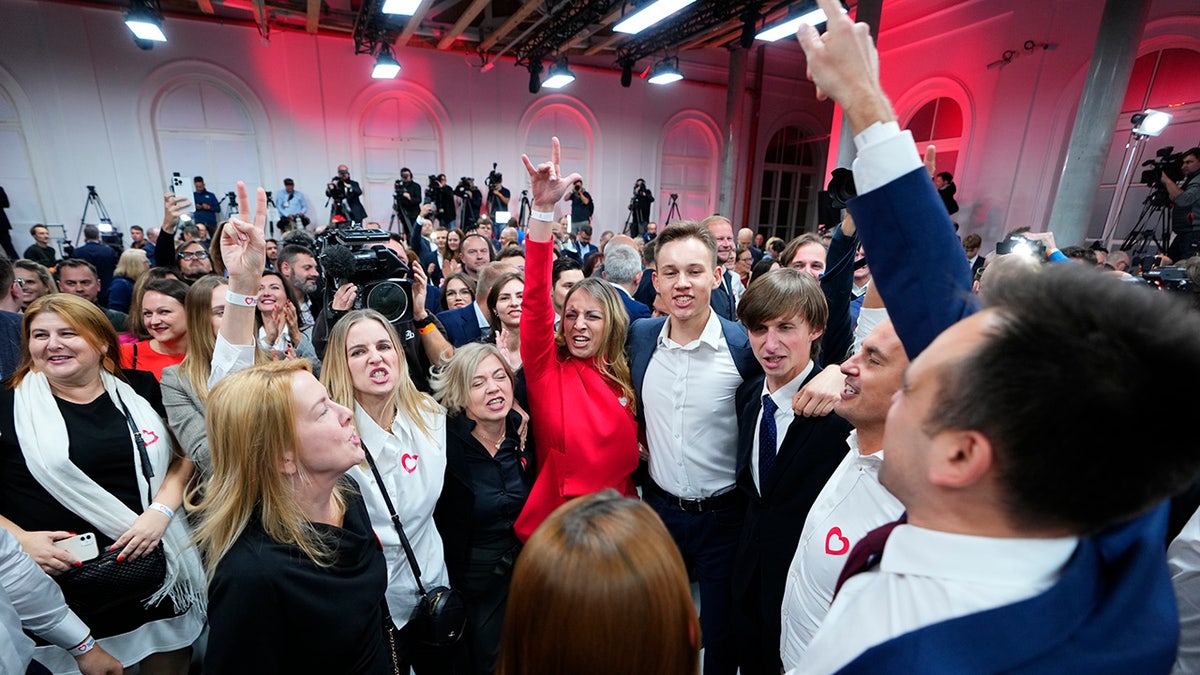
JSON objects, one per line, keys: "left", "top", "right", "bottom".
{"left": 513, "top": 138, "right": 640, "bottom": 541}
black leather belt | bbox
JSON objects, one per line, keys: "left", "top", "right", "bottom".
{"left": 646, "top": 481, "right": 745, "bottom": 514}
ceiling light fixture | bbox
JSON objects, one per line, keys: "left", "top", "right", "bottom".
{"left": 614, "top": 0, "right": 698, "bottom": 35}
{"left": 372, "top": 45, "right": 401, "bottom": 79}
{"left": 755, "top": 4, "right": 831, "bottom": 43}
{"left": 541, "top": 57, "right": 576, "bottom": 90}
{"left": 648, "top": 57, "right": 683, "bottom": 85}
{"left": 125, "top": 0, "right": 167, "bottom": 42}
{"left": 381, "top": 0, "right": 421, "bottom": 15}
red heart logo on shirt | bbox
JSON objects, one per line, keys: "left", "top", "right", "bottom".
{"left": 141, "top": 430, "right": 159, "bottom": 445}
{"left": 401, "top": 454, "right": 419, "bottom": 473}
{"left": 825, "top": 527, "right": 850, "bottom": 555}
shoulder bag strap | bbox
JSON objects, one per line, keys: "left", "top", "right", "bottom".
{"left": 362, "top": 442, "right": 429, "bottom": 597}
{"left": 114, "top": 391, "right": 155, "bottom": 507}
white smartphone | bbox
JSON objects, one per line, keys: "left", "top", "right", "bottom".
{"left": 169, "top": 172, "right": 187, "bottom": 200}
{"left": 53, "top": 532, "right": 99, "bottom": 562}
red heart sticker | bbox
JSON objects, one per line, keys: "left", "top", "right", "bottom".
{"left": 825, "top": 527, "right": 850, "bottom": 555}
{"left": 141, "top": 430, "right": 159, "bottom": 445}
{"left": 401, "top": 453, "right": 419, "bottom": 473}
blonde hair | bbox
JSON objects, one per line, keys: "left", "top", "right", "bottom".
{"left": 430, "top": 342, "right": 513, "bottom": 416}
{"left": 13, "top": 260, "right": 57, "bottom": 294}
{"left": 190, "top": 360, "right": 347, "bottom": 579}
{"left": 11, "top": 294, "right": 121, "bottom": 388}
{"left": 114, "top": 248, "right": 149, "bottom": 279}
{"left": 320, "top": 310, "right": 440, "bottom": 439}
{"left": 497, "top": 490, "right": 699, "bottom": 675}
{"left": 556, "top": 279, "right": 636, "bottom": 409}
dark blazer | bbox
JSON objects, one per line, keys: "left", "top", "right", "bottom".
{"left": 838, "top": 506, "right": 1177, "bottom": 674}
{"left": 438, "top": 304, "right": 484, "bottom": 347}
{"left": 971, "top": 254, "right": 987, "bottom": 278}
{"left": 434, "top": 410, "right": 533, "bottom": 591}
{"left": 732, "top": 367, "right": 852, "bottom": 674}
{"left": 633, "top": 270, "right": 657, "bottom": 308}
{"left": 616, "top": 286, "right": 651, "bottom": 321}
{"left": 628, "top": 314, "right": 761, "bottom": 425}
{"left": 709, "top": 270, "right": 736, "bottom": 321}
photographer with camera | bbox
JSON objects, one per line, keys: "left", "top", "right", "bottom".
{"left": 276, "top": 178, "right": 310, "bottom": 232}
{"left": 428, "top": 174, "right": 456, "bottom": 228}
{"left": 1163, "top": 148, "right": 1200, "bottom": 261}
{"left": 395, "top": 168, "right": 422, "bottom": 227}
{"left": 455, "top": 177, "right": 483, "bottom": 233}
{"left": 486, "top": 170, "right": 511, "bottom": 236}
{"left": 566, "top": 179, "right": 594, "bottom": 233}
{"left": 325, "top": 164, "right": 367, "bottom": 225}
{"left": 628, "top": 178, "right": 655, "bottom": 238}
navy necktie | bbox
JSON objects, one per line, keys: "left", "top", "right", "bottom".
{"left": 759, "top": 394, "right": 778, "bottom": 486}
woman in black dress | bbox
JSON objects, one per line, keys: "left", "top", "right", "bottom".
{"left": 431, "top": 342, "right": 534, "bottom": 675}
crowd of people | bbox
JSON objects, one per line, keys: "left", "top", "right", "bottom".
{"left": 3, "top": 2, "right": 1200, "bottom": 673}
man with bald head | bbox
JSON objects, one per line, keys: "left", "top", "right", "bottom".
{"left": 325, "top": 164, "right": 367, "bottom": 223}
{"left": 738, "top": 227, "right": 764, "bottom": 265}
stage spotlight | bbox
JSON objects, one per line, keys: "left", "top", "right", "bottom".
{"left": 542, "top": 57, "right": 576, "bottom": 89}
{"left": 1131, "top": 109, "right": 1171, "bottom": 137}
{"left": 528, "top": 63, "right": 543, "bottom": 94}
{"left": 648, "top": 57, "right": 683, "bottom": 85}
{"left": 756, "top": 2, "right": 837, "bottom": 42}
{"left": 372, "top": 45, "right": 401, "bottom": 79}
{"left": 614, "top": 0, "right": 697, "bottom": 34}
{"left": 125, "top": 0, "right": 166, "bottom": 42}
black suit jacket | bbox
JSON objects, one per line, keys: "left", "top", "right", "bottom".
{"left": 732, "top": 367, "right": 852, "bottom": 671}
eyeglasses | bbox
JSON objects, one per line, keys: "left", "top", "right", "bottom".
{"left": 14, "top": 278, "right": 25, "bottom": 287}
{"left": 179, "top": 251, "right": 210, "bottom": 261}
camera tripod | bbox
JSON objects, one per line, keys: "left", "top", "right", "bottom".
{"left": 664, "top": 193, "right": 681, "bottom": 226}
{"left": 76, "top": 185, "right": 115, "bottom": 248}
{"left": 518, "top": 190, "right": 531, "bottom": 230}
{"left": 1119, "top": 189, "right": 1172, "bottom": 259}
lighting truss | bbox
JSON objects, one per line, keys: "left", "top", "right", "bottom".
{"left": 614, "top": 0, "right": 764, "bottom": 71}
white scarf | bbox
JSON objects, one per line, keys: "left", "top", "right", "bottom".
{"left": 14, "top": 370, "right": 206, "bottom": 615}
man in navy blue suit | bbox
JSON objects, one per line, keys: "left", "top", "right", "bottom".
{"left": 796, "top": 2, "right": 1200, "bottom": 672}
{"left": 601, "top": 243, "right": 651, "bottom": 321}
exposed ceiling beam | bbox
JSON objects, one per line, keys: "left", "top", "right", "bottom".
{"left": 583, "top": 31, "right": 623, "bottom": 56}
{"left": 687, "top": 19, "right": 742, "bottom": 50}
{"left": 565, "top": 4, "right": 624, "bottom": 50}
{"left": 197, "top": 0, "right": 215, "bottom": 14}
{"left": 250, "top": 0, "right": 269, "bottom": 37}
{"left": 478, "top": 0, "right": 543, "bottom": 53}
{"left": 436, "top": 0, "right": 490, "bottom": 49}
{"left": 395, "top": 0, "right": 432, "bottom": 47}
{"left": 305, "top": 0, "right": 320, "bottom": 33}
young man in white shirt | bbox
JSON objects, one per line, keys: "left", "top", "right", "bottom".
{"left": 628, "top": 221, "right": 761, "bottom": 675}
{"left": 794, "top": 1, "right": 1200, "bottom": 671}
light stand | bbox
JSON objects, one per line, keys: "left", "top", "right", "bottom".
{"left": 664, "top": 192, "right": 682, "bottom": 226}
{"left": 1100, "top": 109, "right": 1172, "bottom": 249}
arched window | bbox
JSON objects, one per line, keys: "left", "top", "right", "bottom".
{"left": 757, "top": 125, "right": 822, "bottom": 241}
{"left": 360, "top": 95, "right": 442, "bottom": 226}
{"left": 659, "top": 118, "right": 718, "bottom": 223}
{"left": 154, "top": 81, "right": 261, "bottom": 216}
{"left": 1099, "top": 47, "right": 1200, "bottom": 241}
{"left": 0, "top": 86, "right": 40, "bottom": 227}
{"left": 905, "top": 97, "right": 963, "bottom": 177}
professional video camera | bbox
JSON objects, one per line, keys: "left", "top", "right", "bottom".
{"left": 454, "top": 177, "right": 474, "bottom": 198}
{"left": 485, "top": 163, "right": 501, "bottom": 191}
{"left": 326, "top": 176, "right": 348, "bottom": 201}
{"left": 995, "top": 234, "right": 1048, "bottom": 259}
{"left": 1141, "top": 146, "right": 1186, "bottom": 206}
{"left": 425, "top": 174, "right": 440, "bottom": 203}
{"left": 1141, "top": 265, "right": 1193, "bottom": 292}
{"left": 312, "top": 225, "right": 414, "bottom": 328}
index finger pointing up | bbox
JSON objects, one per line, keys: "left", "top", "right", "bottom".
{"left": 551, "top": 136, "right": 561, "bottom": 176}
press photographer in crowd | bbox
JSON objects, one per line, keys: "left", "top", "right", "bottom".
{"left": 1163, "top": 148, "right": 1200, "bottom": 261}
{"left": 455, "top": 177, "right": 483, "bottom": 233}
{"left": 276, "top": 178, "right": 310, "bottom": 232}
{"left": 629, "top": 178, "right": 655, "bottom": 239}
{"left": 325, "top": 165, "right": 367, "bottom": 225}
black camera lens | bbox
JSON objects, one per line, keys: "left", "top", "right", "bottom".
{"left": 366, "top": 281, "right": 411, "bottom": 322}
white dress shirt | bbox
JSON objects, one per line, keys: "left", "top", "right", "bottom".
{"left": 750, "top": 364, "right": 813, "bottom": 493}
{"left": 779, "top": 430, "right": 903, "bottom": 669}
{"left": 348, "top": 403, "right": 451, "bottom": 629}
{"left": 645, "top": 310, "right": 744, "bottom": 498}
{"left": 1170, "top": 505, "right": 1200, "bottom": 674}
{"left": 0, "top": 528, "right": 90, "bottom": 674}
{"left": 799, "top": 526, "right": 1078, "bottom": 675}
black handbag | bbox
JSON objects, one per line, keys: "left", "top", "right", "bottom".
{"left": 54, "top": 393, "right": 168, "bottom": 618}
{"left": 363, "top": 443, "right": 466, "bottom": 647}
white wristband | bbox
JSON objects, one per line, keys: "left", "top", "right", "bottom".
{"left": 71, "top": 636, "right": 96, "bottom": 655}
{"left": 531, "top": 209, "right": 555, "bottom": 222}
{"left": 149, "top": 502, "right": 175, "bottom": 520}
{"left": 226, "top": 290, "right": 258, "bottom": 307}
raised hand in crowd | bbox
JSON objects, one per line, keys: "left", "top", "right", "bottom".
{"left": 796, "top": 0, "right": 892, "bottom": 133}
{"left": 521, "top": 136, "right": 583, "bottom": 242}
{"left": 218, "top": 180, "right": 267, "bottom": 349}
{"left": 160, "top": 192, "right": 192, "bottom": 234}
